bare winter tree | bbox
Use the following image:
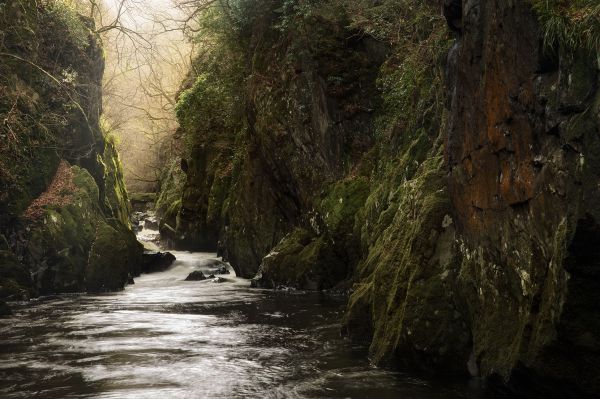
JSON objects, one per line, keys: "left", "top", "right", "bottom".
{"left": 83, "top": 0, "right": 192, "bottom": 191}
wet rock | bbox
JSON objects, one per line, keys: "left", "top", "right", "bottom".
{"left": 212, "top": 277, "right": 226, "bottom": 283}
{"left": 144, "top": 218, "right": 159, "bottom": 230}
{"left": 207, "top": 274, "right": 216, "bottom": 279}
{"left": 250, "top": 274, "right": 263, "bottom": 288}
{"left": 255, "top": 228, "right": 347, "bottom": 290}
{"left": 141, "top": 251, "right": 176, "bottom": 274}
{"left": 208, "top": 265, "right": 230, "bottom": 275}
{"left": 0, "top": 250, "right": 36, "bottom": 300}
{"left": 86, "top": 221, "right": 144, "bottom": 292}
{"left": 185, "top": 271, "right": 206, "bottom": 281}
{"left": 130, "top": 193, "right": 157, "bottom": 212}
{"left": 0, "top": 235, "right": 8, "bottom": 251}
{"left": 445, "top": 0, "right": 600, "bottom": 394}
{"left": 0, "top": 301, "right": 11, "bottom": 317}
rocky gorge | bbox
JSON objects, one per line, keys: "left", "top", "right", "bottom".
{"left": 0, "top": 0, "right": 598, "bottom": 397}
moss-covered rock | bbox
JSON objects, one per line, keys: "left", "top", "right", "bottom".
{"left": 445, "top": 0, "right": 600, "bottom": 393}
{"left": 86, "top": 220, "right": 142, "bottom": 292}
{"left": 0, "top": 250, "right": 35, "bottom": 300}
{"left": 253, "top": 228, "right": 343, "bottom": 290}
{"left": 167, "top": 0, "right": 383, "bottom": 277}
{"left": 155, "top": 158, "right": 185, "bottom": 239}
{"left": 22, "top": 164, "right": 142, "bottom": 294}
{"left": 159, "top": 0, "right": 600, "bottom": 395}
{"left": 102, "top": 136, "right": 132, "bottom": 227}
{"left": 25, "top": 166, "right": 101, "bottom": 293}
{"left": 0, "top": 1, "right": 141, "bottom": 297}
{"left": 250, "top": 176, "right": 370, "bottom": 289}
{"left": 0, "top": 300, "right": 11, "bottom": 317}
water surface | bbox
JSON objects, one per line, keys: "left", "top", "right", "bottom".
{"left": 0, "top": 250, "right": 489, "bottom": 398}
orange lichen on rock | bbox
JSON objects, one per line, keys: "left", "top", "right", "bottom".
{"left": 23, "top": 160, "right": 76, "bottom": 220}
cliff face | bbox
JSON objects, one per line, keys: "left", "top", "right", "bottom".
{"left": 0, "top": 0, "right": 141, "bottom": 301}
{"left": 446, "top": 0, "right": 600, "bottom": 393}
{"left": 167, "top": 0, "right": 599, "bottom": 394}
{"left": 173, "top": 2, "right": 383, "bottom": 280}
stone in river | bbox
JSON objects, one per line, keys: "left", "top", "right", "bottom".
{"left": 185, "top": 271, "right": 206, "bottom": 281}
{"left": 141, "top": 251, "right": 176, "bottom": 273}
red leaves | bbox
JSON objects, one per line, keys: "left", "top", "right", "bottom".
{"left": 23, "top": 160, "right": 76, "bottom": 220}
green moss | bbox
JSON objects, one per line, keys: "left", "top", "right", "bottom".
{"left": 319, "top": 177, "right": 370, "bottom": 235}
{"left": 207, "top": 172, "right": 231, "bottom": 224}
{"left": 155, "top": 158, "right": 186, "bottom": 226}
{"left": 257, "top": 228, "right": 346, "bottom": 290}
{"left": 86, "top": 219, "right": 142, "bottom": 292}
{"left": 345, "top": 150, "right": 467, "bottom": 368}
{"left": 23, "top": 165, "right": 141, "bottom": 294}
{"left": 0, "top": 0, "right": 142, "bottom": 298}
{"left": 339, "top": 1, "right": 462, "bottom": 369}
{"left": 86, "top": 222, "right": 127, "bottom": 292}
{"left": 72, "top": 166, "right": 100, "bottom": 200}
{"left": 0, "top": 0, "right": 99, "bottom": 227}
{"left": 26, "top": 167, "right": 100, "bottom": 293}
{"left": 46, "top": 1, "right": 91, "bottom": 51}
{"left": 102, "top": 136, "right": 132, "bottom": 227}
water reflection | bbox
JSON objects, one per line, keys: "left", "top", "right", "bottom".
{"left": 0, "top": 251, "right": 487, "bottom": 398}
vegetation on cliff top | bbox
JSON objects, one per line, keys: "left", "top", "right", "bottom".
{"left": 532, "top": 0, "right": 600, "bottom": 51}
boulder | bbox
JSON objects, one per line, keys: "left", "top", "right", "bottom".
{"left": 141, "top": 251, "right": 176, "bottom": 274}
{"left": 185, "top": 270, "right": 206, "bottom": 281}
{"left": 86, "top": 220, "right": 144, "bottom": 292}
{"left": 208, "top": 265, "right": 230, "bottom": 275}
{"left": 0, "top": 250, "right": 36, "bottom": 299}
{"left": 0, "top": 301, "right": 11, "bottom": 317}
{"left": 144, "top": 218, "right": 159, "bottom": 230}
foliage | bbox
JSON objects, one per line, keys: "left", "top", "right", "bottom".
{"left": 174, "top": 0, "right": 251, "bottom": 155}
{"left": 343, "top": 0, "right": 451, "bottom": 144}
{"left": 343, "top": 0, "right": 436, "bottom": 45}
{"left": 532, "top": 0, "right": 600, "bottom": 52}
{"left": 176, "top": 74, "right": 233, "bottom": 133}
{"left": 47, "top": 0, "right": 90, "bottom": 51}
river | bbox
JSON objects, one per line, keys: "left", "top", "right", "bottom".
{"left": 0, "top": 226, "right": 493, "bottom": 398}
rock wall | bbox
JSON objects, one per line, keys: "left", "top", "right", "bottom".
{"left": 173, "top": 2, "right": 383, "bottom": 279}
{"left": 446, "top": 0, "right": 600, "bottom": 394}
{"left": 0, "top": 0, "right": 141, "bottom": 303}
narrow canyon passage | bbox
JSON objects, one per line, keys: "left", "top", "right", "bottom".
{"left": 1, "top": 0, "right": 598, "bottom": 397}
{"left": 0, "top": 225, "right": 483, "bottom": 398}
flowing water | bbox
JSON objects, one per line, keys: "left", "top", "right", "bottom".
{"left": 0, "top": 227, "right": 491, "bottom": 398}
